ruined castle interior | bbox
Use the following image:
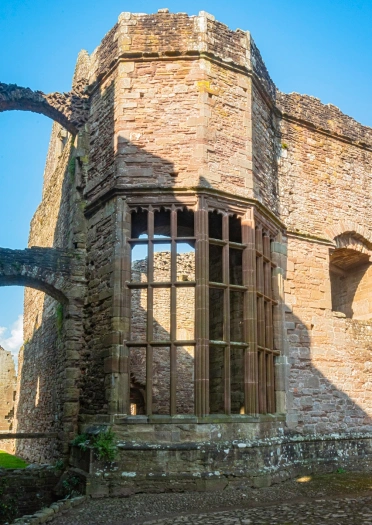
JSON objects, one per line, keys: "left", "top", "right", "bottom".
{"left": 1, "top": 9, "right": 372, "bottom": 491}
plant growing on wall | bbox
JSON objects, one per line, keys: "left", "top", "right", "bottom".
{"left": 61, "top": 475, "right": 81, "bottom": 498}
{"left": 72, "top": 429, "right": 118, "bottom": 461}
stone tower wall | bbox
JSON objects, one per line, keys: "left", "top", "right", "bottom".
{"left": 84, "top": 11, "right": 278, "bottom": 212}
{"left": 82, "top": 200, "right": 117, "bottom": 415}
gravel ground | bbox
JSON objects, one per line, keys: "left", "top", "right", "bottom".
{"left": 50, "top": 472, "right": 372, "bottom": 524}
{"left": 143, "top": 497, "right": 372, "bottom": 524}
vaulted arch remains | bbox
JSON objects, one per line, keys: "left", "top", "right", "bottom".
{"left": 0, "top": 247, "right": 74, "bottom": 303}
{"left": 0, "top": 81, "right": 89, "bottom": 135}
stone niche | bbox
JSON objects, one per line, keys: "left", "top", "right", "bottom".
{"left": 330, "top": 235, "right": 372, "bottom": 319}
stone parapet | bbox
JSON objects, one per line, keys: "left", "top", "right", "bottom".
{"left": 277, "top": 91, "right": 372, "bottom": 149}
{"left": 88, "top": 10, "right": 275, "bottom": 100}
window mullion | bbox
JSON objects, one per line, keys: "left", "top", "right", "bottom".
{"left": 146, "top": 208, "right": 154, "bottom": 416}
{"left": 195, "top": 197, "right": 209, "bottom": 416}
{"left": 222, "top": 214, "right": 231, "bottom": 415}
{"left": 170, "top": 206, "right": 177, "bottom": 415}
{"left": 242, "top": 210, "right": 258, "bottom": 415}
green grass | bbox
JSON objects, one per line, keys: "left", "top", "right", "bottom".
{"left": 0, "top": 450, "right": 28, "bottom": 469}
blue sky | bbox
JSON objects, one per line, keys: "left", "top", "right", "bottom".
{"left": 0, "top": 0, "right": 371, "bottom": 361}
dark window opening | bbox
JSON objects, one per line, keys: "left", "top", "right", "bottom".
{"left": 154, "top": 207, "right": 171, "bottom": 238}
{"left": 131, "top": 208, "right": 148, "bottom": 238}
{"left": 177, "top": 208, "right": 194, "bottom": 237}
{"left": 330, "top": 246, "right": 372, "bottom": 319}
{"left": 208, "top": 210, "right": 223, "bottom": 239}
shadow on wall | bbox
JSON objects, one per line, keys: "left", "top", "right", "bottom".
{"left": 5, "top": 128, "right": 372, "bottom": 462}
{"left": 14, "top": 298, "right": 63, "bottom": 462}
{"left": 285, "top": 307, "right": 372, "bottom": 434}
{"left": 128, "top": 261, "right": 372, "bottom": 428}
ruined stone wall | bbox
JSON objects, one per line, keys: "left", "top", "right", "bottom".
{"left": 15, "top": 317, "right": 62, "bottom": 462}
{"left": 42, "top": 123, "right": 68, "bottom": 192}
{"left": 14, "top": 130, "right": 72, "bottom": 461}
{"left": 277, "top": 92, "right": 372, "bottom": 435}
{"left": 0, "top": 466, "right": 60, "bottom": 523}
{"left": 10, "top": 10, "right": 372, "bottom": 474}
{"left": 13, "top": 51, "right": 88, "bottom": 461}
{"left": 0, "top": 346, "right": 16, "bottom": 432}
{"left": 277, "top": 93, "right": 372, "bottom": 240}
{"left": 285, "top": 236, "right": 372, "bottom": 433}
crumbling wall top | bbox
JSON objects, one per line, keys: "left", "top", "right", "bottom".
{"left": 277, "top": 91, "right": 372, "bottom": 149}
{"left": 88, "top": 10, "right": 276, "bottom": 100}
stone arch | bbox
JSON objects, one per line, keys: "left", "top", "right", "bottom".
{"left": 0, "top": 275, "right": 68, "bottom": 304}
{"left": 0, "top": 247, "right": 72, "bottom": 303}
{"left": 0, "top": 246, "right": 86, "bottom": 459}
{"left": 325, "top": 220, "right": 372, "bottom": 249}
{"left": 0, "top": 80, "right": 90, "bottom": 135}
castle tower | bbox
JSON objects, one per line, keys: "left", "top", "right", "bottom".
{"left": 2, "top": 9, "right": 372, "bottom": 492}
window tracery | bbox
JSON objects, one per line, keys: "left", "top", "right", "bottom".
{"left": 126, "top": 199, "right": 279, "bottom": 417}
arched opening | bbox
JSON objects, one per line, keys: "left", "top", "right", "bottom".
{"left": 330, "top": 237, "right": 372, "bottom": 319}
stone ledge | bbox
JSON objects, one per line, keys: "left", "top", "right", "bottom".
{"left": 114, "top": 413, "right": 286, "bottom": 425}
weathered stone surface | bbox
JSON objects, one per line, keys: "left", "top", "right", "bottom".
{"left": 0, "top": 346, "right": 16, "bottom": 436}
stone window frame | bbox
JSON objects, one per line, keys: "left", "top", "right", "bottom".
{"left": 127, "top": 203, "right": 196, "bottom": 416}
{"left": 254, "top": 221, "right": 278, "bottom": 414}
{"left": 124, "top": 193, "right": 281, "bottom": 418}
